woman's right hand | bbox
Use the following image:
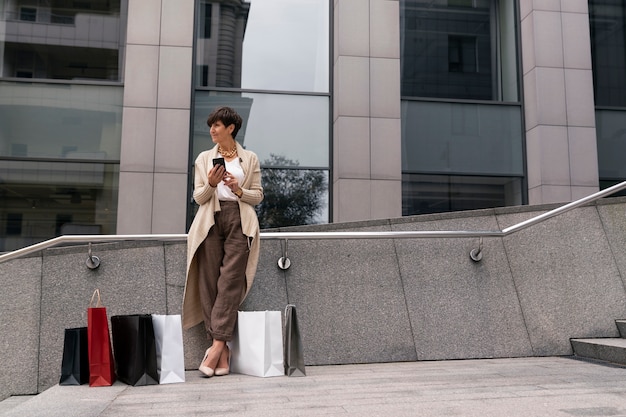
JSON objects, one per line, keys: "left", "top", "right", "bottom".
{"left": 208, "top": 164, "right": 226, "bottom": 188}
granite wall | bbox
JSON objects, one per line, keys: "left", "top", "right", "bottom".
{"left": 1, "top": 197, "right": 625, "bottom": 400}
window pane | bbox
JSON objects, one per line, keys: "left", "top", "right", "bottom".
{"left": 0, "top": 0, "right": 127, "bottom": 81}
{"left": 400, "top": 0, "right": 518, "bottom": 101}
{"left": 0, "top": 160, "right": 119, "bottom": 252}
{"left": 596, "top": 109, "right": 626, "bottom": 179}
{"left": 401, "top": 100, "right": 524, "bottom": 175}
{"left": 0, "top": 81, "right": 123, "bottom": 160}
{"left": 193, "top": 91, "right": 329, "bottom": 168}
{"left": 256, "top": 167, "right": 328, "bottom": 228}
{"left": 195, "top": 0, "right": 329, "bottom": 92}
{"left": 589, "top": 0, "right": 626, "bottom": 107}
{"left": 402, "top": 174, "right": 522, "bottom": 216}
{"left": 401, "top": 0, "right": 493, "bottom": 99}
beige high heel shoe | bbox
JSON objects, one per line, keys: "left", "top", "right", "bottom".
{"left": 215, "top": 345, "right": 231, "bottom": 376}
{"left": 198, "top": 347, "right": 215, "bottom": 377}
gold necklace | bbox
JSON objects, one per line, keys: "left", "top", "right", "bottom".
{"left": 218, "top": 144, "right": 237, "bottom": 158}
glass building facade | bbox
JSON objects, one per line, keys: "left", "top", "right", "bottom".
{"left": 0, "top": 0, "right": 125, "bottom": 251}
{"left": 0, "top": 0, "right": 624, "bottom": 252}
{"left": 191, "top": 0, "right": 330, "bottom": 228}
{"left": 400, "top": 0, "right": 524, "bottom": 215}
{"left": 589, "top": 0, "right": 626, "bottom": 194}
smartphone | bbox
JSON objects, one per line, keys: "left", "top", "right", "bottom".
{"left": 212, "top": 157, "right": 225, "bottom": 168}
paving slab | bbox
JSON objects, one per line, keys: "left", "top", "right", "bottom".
{"left": 2, "top": 357, "right": 626, "bottom": 417}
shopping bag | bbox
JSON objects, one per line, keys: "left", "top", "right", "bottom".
{"left": 283, "top": 305, "right": 306, "bottom": 377}
{"left": 59, "top": 327, "right": 89, "bottom": 385}
{"left": 151, "top": 314, "right": 185, "bottom": 384}
{"left": 87, "top": 289, "right": 116, "bottom": 387}
{"left": 111, "top": 314, "right": 158, "bottom": 386}
{"left": 230, "top": 310, "right": 284, "bottom": 377}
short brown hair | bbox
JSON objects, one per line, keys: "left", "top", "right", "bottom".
{"left": 206, "top": 106, "right": 243, "bottom": 139}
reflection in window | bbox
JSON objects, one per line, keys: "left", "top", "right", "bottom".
{"left": 1, "top": 0, "right": 127, "bottom": 81}
{"left": 400, "top": 1, "right": 523, "bottom": 215}
{"left": 590, "top": 1, "right": 626, "bottom": 192}
{"left": 401, "top": 100, "right": 524, "bottom": 176}
{"left": 0, "top": 80, "right": 122, "bottom": 250}
{"left": 401, "top": 0, "right": 518, "bottom": 101}
{"left": 0, "top": 81, "right": 123, "bottom": 160}
{"left": 596, "top": 109, "right": 626, "bottom": 180}
{"left": 257, "top": 155, "right": 328, "bottom": 228}
{"left": 195, "top": 0, "right": 329, "bottom": 93}
{"left": 192, "top": 0, "right": 330, "bottom": 228}
{"left": 192, "top": 91, "right": 328, "bottom": 168}
{"left": 448, "top": 36, "right": 477, "bottom": 73}
{"left": 589, "top": 0, "right": 626, "bottom": 108}
{"left": 191, "top": 91, "right": 330, "bottom": 228}
{"left": 0, "top": 160, "right": 119, "bottom": 252}
{"left": 402, "top": 174, "right": 522, "bottom": 216}
{"left": 195, "top": 0, "right": 249, "bottom": 88}
{"left": 19, "top": 7, "right": 36, "bottom": 21}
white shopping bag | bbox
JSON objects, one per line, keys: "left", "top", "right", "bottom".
{"left": 151, "top": 314, "right": 185, "bottom": 384}
{"left": 230, "top": 311, "right": 284, "bottom": 377}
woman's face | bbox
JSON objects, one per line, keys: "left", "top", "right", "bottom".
{"left": 209, "top": 120, "right": 234, "bottom": 144}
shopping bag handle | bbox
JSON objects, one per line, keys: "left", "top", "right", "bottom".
{"left": 89, "top": 289, "right": 103, "bottom": 308}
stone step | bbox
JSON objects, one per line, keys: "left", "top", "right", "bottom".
{"left": 571, "top": 338, "right": 626, "bottom": 366}
{"left": 616, "top": 319, "right": 626, "bottom": 338}
{"left": 0, "top": 395, "right": 35, "bottom": 414}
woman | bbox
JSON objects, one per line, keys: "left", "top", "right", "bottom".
{"left": 182, "top": 106, "right": 263, "bottom": 377}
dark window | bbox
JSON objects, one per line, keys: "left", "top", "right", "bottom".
{"left": 56, "top": 214, "right": 73, "bottom": 236}
{"left": 401, "top": 0, "right": 494, "bottom": 100}
{"left": 19, "top": 7, "right": 37, "bottom": 22}
{"left": 589, "top": 0, "right": 626, "bottom": 107}
{"left": 402, "top": 174, "right": 522, "bottom": 216}
{"left": 200, "top": 2, "right": 212, "bottom": 39}
{"left": 2, "top": 2, "right": 125, "bottom": 81}
{"left": 6, "top": 213, "right": 22, "bottom": 235}
{"left": 448, "top": 36, "right": 477, "bottom": 73}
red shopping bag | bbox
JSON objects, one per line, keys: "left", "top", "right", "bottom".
{"left": 87, "top": 289, "right": 116, "bottom": 386}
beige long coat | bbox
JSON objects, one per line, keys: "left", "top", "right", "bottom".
{"left": 182, "top": 142, "right": 263, "bottom": 330}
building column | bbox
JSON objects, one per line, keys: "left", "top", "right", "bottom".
{"left": 332, "top": 0, "right": 402, "bottom": 222}
{"left": 117, "top": 0, "right": 194, "bottom": 234}
{"left": 519, "top": 0, "right": 599, "bottom": 204}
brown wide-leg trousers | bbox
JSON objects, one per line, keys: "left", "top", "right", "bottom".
{"left": 196, "top": 201, "right": 249, "bottom": 342}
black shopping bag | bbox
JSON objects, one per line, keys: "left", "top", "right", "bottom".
{"left": 59, "top": 327, "right": 89, "bottom": 385}
{"left": 283, "top": 305, "right": 306, "bottom": 377}
{"left": 111, "top": 314, "right": 158, "bottom": 386}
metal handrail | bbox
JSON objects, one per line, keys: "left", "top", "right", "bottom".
{"left": 1, "top": 180, "right": 625, "bottom": 265}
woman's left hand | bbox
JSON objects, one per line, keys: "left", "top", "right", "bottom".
{"left": 223, "top": 172, "right": 240, "bottom": 194}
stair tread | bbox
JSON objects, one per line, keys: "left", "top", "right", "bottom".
{"left": 572, "top": 338, "right": 626, "bottom": 347}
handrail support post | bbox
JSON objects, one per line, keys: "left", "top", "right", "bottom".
{"left": 278, "top": 239, "right": 291, "bottom": 270}
{"left": 86, "top": 242, "right": 101, "bottom": 269}
{"left": 470, "top": 237, "right": 483, "bottom": 262}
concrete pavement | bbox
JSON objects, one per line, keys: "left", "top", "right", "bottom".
{"left": 2, "top": 356, "right": 626, "bottom": 417}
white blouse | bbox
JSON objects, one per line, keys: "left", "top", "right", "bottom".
{"left": 216, "top": 156, "right": 244, "bottom": 201}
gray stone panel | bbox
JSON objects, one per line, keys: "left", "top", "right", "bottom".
{"left": 0, "top": 257, "right": 41, "bottom": 402}
{"left": 281, "top": 224, "right": 417, "bottom": 365}
{"left": 241, "top": 239, "right": 289, "bottom": 312}
{"left": 38, "top": 242, "right": 168, "bottom": 392}
{"left": 500, "top": 205, "right": 626, "bottom": 356}
{"left": 163, "top": 242, "right": 201, "bottom": 371}
{"left": 596, "top": 200, "right": 626, "bottom": 289}
{"left": 392, "top": 214, "right": 533, "bottom": 360}
{"left": 164, "top": 242, "right": 186, "bottom": 314}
